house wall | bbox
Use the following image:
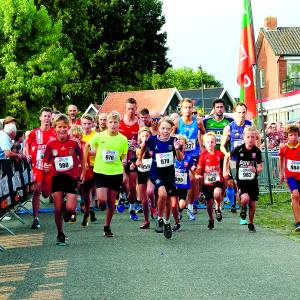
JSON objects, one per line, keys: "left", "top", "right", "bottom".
{"left": 257, "top": 36, "right": 284, "bottom": 99}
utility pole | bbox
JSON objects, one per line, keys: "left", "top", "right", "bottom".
{"left": 199, "top": 65, "right": 204, "bottom": 115}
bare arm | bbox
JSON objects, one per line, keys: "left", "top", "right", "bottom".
{"left": 220, "top": 125, "right": 230, "bottom": 155}
{"left": 223, "top": 153, "right": 231, "bottom": 179}
{"left": 279, "top": 156, "right": 285, "bottom": 184}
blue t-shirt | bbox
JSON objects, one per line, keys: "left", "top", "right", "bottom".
{"left": 0, "top": 130, "right": 12, "bottom": 159}
{"left": 146, "top": 135, "right": 176, "bottom": 179}
{"left": 175, "top": 155, "right": 193, "bottom": 189}
{"left": 176, "top": 116, "right": 199, "bottom": 157}
{"left": 229, "top": 120, "right": 252, "bottom": 152}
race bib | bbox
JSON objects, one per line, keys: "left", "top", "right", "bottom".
{"left": 204, "top": 171, "right": 220, "bottom": 184}
{"left": 287, "top": 159, "right": 300, "bottom": 172}
{"left": 186, "top": 139, "right": 196, "bottom": 151}
{"left": 156, "top": 152, "right": 173, "bottom": 168}
{"left": 238, "top": 167, "right": 255, "bottom": 180}
{"left": 175, "top": 168, "right": 188, "bottom": 185}
{"left": 54, "top": 156, "right": 74, "bottom": 171}
{"left": 234, "top": 139, "right": 244, "bottom": 148}
{"left": 216, "top": 134, "right": 222, "bottom": 145}
{"left": 137, "top": 158, "right": 152, "bottom": 172}
{"left": 102, "top": 150, "right": 118, "bottom": 163}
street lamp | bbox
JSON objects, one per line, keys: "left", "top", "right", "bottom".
{"left": 199, "top": 65, "right": 204, "bottom": 115}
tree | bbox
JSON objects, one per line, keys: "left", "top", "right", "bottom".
{"left": 0, "top": 0, "right": 78, "bottom": 128}
{"left": 138, "top": 67, "right": 222, "bottom": 90}
{"left": 38, "top": 0, "right": 170, "bottom": 106}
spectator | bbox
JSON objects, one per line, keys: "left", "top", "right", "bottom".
{"left": 266, "top": 122, "right": 282, "bottom": 150}
{"left": 0, "top": 123, "right": 22, "bottom": 160}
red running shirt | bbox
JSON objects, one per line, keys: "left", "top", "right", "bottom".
{"left": 197, "top": 149, "right": 224, "bottom": 186}
{"left": 43, "top": 137, "right": 82, "bottom": 179}
{"left": 279, "top": 142, "right": 300, "bottom": 180}
{"left": 26, "top": 128, "right": 56, "bottom": 170}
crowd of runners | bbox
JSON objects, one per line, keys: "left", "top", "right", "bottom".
{"left": 1, "top": 97, "right": 300, "bottom": 246}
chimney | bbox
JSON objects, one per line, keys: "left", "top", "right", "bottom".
{"left": 264, "top": 16, "right": 277, "bottom": 31}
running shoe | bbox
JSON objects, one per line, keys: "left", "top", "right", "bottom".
{"left": 240, "top": 218, "right": 248, "bottom": 225}
{"left": 56, "top": 232, "right": 66, "bottom": 246}
{"left": 294, "top": 222, "right": 300, "bottom": 232}
{"left": 129, "top": 210, "right": 138, "bottom": 221}
{"left": 69, "top": 213, "right": 77, "bottom": 224}
{"left": 240, "top": 206, "right": 247, "bottom": 220}
{"left": 117, "top": 199, "right": 125, "bottom": 213}
{"left": 215, "top": 209, "right": 222, "bottom": 222}
{"left": 231, "top": 205, "right": 237, "bottom": 213}
{"left": 155, "top": 219, "right": 164, "bottom": 233}
{"left": 164, "top": 223, "right": 172, "bottom": 239}
{"left": 248, "top": 223, "right": 256, "bottom": 233}
{"left": 81, "top": 213, "right": 90, "bottom": 227}
{"left": 139, "top": 222, "right": 150, "bottom": 229}
{"left": 187, "top": 209, "right": 196, "bottom": 221}
{"left": 172, "top": 223, "right": 181, "bottom": 232}
{"left": 150, "top": 207, "right": 158, "bottom": 219}
{"left": 103, "top": 226, "right": 114, "bottom": 237}
{"left": 208, "top": 220, "right": 214, "bottom": 230}
{"left": 31, "top": 218, "right": 40, "bottom": 229}
{"left": 89, "top": 210, "right": 97, "bottom": 222}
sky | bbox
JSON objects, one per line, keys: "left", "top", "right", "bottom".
{"left": 162, "top": 0, "right": 299, "bottom": 98}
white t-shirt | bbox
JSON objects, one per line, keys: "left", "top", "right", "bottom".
{"left": 0, "top": 130, "right": 12, "bottom": 159}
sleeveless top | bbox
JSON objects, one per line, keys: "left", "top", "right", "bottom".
{"left": 229, "top": 120, "right": 252, "bottom": 152}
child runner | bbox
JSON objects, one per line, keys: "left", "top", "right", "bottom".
{"left": 196, "top": 132, "right": 224, "bottom": 229}
{"left": 279, "top": 125, "right": 300, "bottom": 232}
{"left": 137, "top": 117, "right": 183, "bottom": 239}
{"left": 81, "top": 111, "right": 128, "bottom": 237}
{"left": 43, "top": 114, "right": 82, "bottom": 246}
{"left": 69, "top": 125, "right": 94, "bottom": 227}
{"left": 135, "top": 127, "right": 153, "bottom": 229}
{"left": 223, "top": 125, "right": 263, "bottom": 232}
{"left": 171, "top": 135, "right": 193, "bottom": 232}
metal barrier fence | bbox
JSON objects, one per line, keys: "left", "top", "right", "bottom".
{"left": 258, "top": 150, "right": 289, "bottom": 194}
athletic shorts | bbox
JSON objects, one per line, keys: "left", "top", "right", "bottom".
{"left": 237, "top": 180, "right": 259, "bottom": 201}
{"left": 137, "top": 171, "right": 149, "bottom": 185}
{"left": 229, "top": 160, "right": 237, "bottom": 180}
{"left": 52, "top": 174, "right": 78, "bottom": 194}
{"left": 150, "top": 176, "right": 176, "bottom": 196}
{"left": 94, "top": 173, "right": 123, "bottom": 191}
{"left": 32, "top": 168, "right": 44, "bottom": 183}
{"left": 287, "top": 177, "right": 300, "bottom": 193}
{"left": 202, "top": 182, "right": 223, "bottom": 200}
{"left": 176, "top": 188, "right": 188, "bottom": 200}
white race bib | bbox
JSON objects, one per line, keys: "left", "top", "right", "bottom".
{"left": 204, "top": 171, "right": 220, "bottom": 184}
{"left": 216, "top": 134, "right": 222, "bottom": 145}
{"left": 54, "top": 156, "right": 74, "bottom": 171}
{"left": 175, "top": 168, "right": 188, "bottom": 185}
{"left": 137, "top": 158, "right": 152, "bottom": 172}
{"left": 234, "top": 139, "right": 244, "bottom": 148}
{"left": 156, "top": 152, "right": 173, "bottom": 168}
{"left": 287, "top": 159, "right": 300, "bottom": 173}
{"left": 238, "top": 167, "right": 255, "bottom": 180}
{"left": 186, "top": 139, "right": 196, "bottom": 151}
{"left": 102, "top": 150, "right": 118, "bottom": 163}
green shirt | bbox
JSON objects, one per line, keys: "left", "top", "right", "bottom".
{"left": 203, "top": 115, "right": 234, "bottom": 149}
{"left": 89, "top": 131, "right": 128, "bottom": 175}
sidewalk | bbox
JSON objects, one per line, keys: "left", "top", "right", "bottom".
{"left": 1, "top": 205, "right": 300, "bottom": 300}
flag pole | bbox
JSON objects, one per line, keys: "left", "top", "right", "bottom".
{"left": 249, "top": 0, "right": 273, "bottom": 204}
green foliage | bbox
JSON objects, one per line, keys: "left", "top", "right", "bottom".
{"left": 0, "top": 0, "right": 78, "bottom": 128}
{"left": 137, "top": 67, "right": 222, "bottom": 90}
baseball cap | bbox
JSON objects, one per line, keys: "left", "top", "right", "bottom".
{"left": 3, "top": 116, "right": 16, "bottom": 125}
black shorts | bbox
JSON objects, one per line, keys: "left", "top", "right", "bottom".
{"left": 137, "top": 171, "right": 150, "bottom": 185}
{"left": 176, "top": 188, "right": 188, "bottom": 200}
{"left": 94, "top": 173, "right": 123, "bottom": 191}
{"left": 237, "top": 180, "right": 259, "bottom": 201}
{"left": 52, "top": 174, "right": 78, "bottom": 194}
{"left": 202, "top": 182, "right": 223, "bottom": 200}
{"left": 150, "top": 176, "right": 176, "bottom": 196}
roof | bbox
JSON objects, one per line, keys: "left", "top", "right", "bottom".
{"left": 257, "top": 27, "right": 300, "bottom": 56}
{"left": 83, "top": 103, "right": 101, "bottom": 116}
{"left": 99, "top": 88, "right": 182, "bottom": 115}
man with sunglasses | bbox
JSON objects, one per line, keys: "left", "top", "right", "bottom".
{"left": 173, "top": 98, "right": 205, "bottom": 220}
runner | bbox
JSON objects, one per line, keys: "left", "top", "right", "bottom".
{"left": 118, "top": 98, "right": 140, "bottom": 220}
{"left": 98, "top": 113, "right": 108, "bottom": 132}
{"left": 43, "top": 114, "right": 82, "bottom": 245}
{"left": 223, "top": 125, "right": 263, "bottom": 232}
{"left": 220, "top": 102, "right": 252, "bottom": 219}
{"left": 67, "top": 104, "right": 81, "bottom": 127}
{"left": 279, "top": 125, "right": 300, "bottom": 232}
{"left": 24, "top": 107, "right": 56, "bottom": 229}
{"left": 149, "top": 111, "right": 161, "bottom": 136}
{"left": 81, "top": 111, "right": 128, "bottom": 237}
{"left": 173, "top": 98, "right": 205, "bottom": 220}
{"left": 137, "top": 117, "right": 183, "bottom": 239}
{"left": 139, "top": 108, "right": 152, "bottom": 127}
{"left": 196, "top": 132, "right": 224, "bottom": 230}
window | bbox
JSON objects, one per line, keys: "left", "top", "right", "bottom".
{"left": 260, "top": 69, "right": 265, "bottom": 88}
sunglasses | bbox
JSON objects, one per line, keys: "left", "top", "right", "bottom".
{"left": 152, "top": 118, "right": 161, "bottom": 122}
{"left": 192, "top": 112, "right": 197, "bottom": 115}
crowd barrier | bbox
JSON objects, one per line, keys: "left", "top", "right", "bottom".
{"left": 258, "top": 149, "right": 289, "bottom": 194}
{"left": 0, "top": 158, "right": 34, "bottom": 251}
